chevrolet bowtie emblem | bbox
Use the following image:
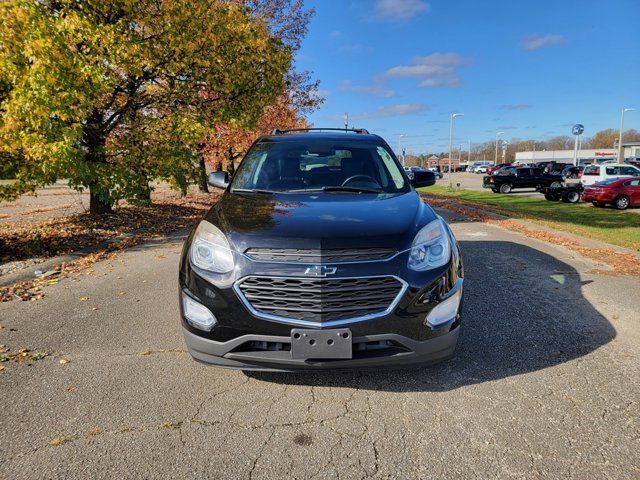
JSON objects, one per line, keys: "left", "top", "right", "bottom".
{"left": 304, "top": 265, "right": 337, "bottom": 277}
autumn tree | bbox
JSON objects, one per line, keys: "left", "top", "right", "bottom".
{"left": 0, "top": 0, "right": 291, "bottom": 213}
{"left": 200, "top": 1, "right": 322, "bottom": 181}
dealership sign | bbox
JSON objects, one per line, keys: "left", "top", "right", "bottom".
{"left": 595, "top": 151, "right": 616, "bottom": 156}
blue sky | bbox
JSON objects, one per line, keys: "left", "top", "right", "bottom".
{"left": 296, "top": 0, "right": 640, "bottom": 154}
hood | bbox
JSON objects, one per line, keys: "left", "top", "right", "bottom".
{"left": 205, "top": 191, "right": 436, "bottom": 252}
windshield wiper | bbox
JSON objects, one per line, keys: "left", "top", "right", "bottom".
{"left": 231, "top": 188, "right": 277, "bottom": 195}
{"left": 290, "top": 186, "right": 383, "bottom": 194}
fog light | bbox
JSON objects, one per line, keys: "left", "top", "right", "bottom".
{"left": 425, "top": 288, "right": 461, "bottom": 329}
{"left": 182, "top": 293, "right": 217, "bottom": 331}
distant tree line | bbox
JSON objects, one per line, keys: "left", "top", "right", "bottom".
{"left": 403, "top": 128, "right": 640, "bottom": 166}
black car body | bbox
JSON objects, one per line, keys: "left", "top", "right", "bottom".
{"left": 179, "top": 129, "right": 464, "bottom": 371}
{"left": 483, "top": 166, "right": 563, "bottom": 193}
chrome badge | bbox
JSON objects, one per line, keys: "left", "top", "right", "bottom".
{"left": 304, "top": 265, "right": 337, "bottom": 277}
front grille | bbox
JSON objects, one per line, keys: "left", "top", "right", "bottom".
{"left": 236, "top": 276, "right": 405, "bottom": 324}
{"left": 244, "top": 247, "right": 396, "bottom": 263}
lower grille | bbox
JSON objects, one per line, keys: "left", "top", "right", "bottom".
{"left": 244, "top": 247, "right": 396, "bottom": 263}
{"left": 235, "top": 276, "right": 405, "bottom": 325}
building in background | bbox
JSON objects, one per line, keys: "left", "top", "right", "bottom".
{"left": 515, "top": 142, "right": 640, "bottom": 165}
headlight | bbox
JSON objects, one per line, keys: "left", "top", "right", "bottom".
{"left": 189, "top": 220, "right": 234, "bottom": 273}
{"left": 407, "top": 218, "right": 451, "bottom": 271}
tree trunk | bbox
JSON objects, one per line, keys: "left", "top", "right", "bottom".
{"left": 198, "top": 156, "right": 209, "bottom": 193}
{"left": 135, "top": 170, "right": 152, "bottom": 205}
{"left": 89, "top": 184, "right": 113, "bottom": 215}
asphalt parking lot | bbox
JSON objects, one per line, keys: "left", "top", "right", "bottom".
{"left": 1, "top": 210, "right": 639, "bottom": 479}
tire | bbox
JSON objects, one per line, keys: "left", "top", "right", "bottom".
{"left": 550, "top": 181, "right": 562, "bottom": 189}
{"left": 614, "top": 195, "right": 630, "bottom": 210}
{"left": 565, "top": 191, "right": 580, "bottom": 203}
{"left": 499, "top": 183, "right": 512, "bottom": 194}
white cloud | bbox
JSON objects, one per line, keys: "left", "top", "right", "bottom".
{"left": 499, "top": 104, "right": 532, "bottom": 111}
{"left": 339, "top": 43, "right": 372, "bottom": 55}
{"left": 379, "top": 52, "right": 467, "bottom": 88}
{"left": 327, "top": 103, "right": 428, "bottom": 121}
{"left": 339, "top": 81, "right": 395, "bottom": 98}
{"left": 521, "top": 34, "right": 565, "bottom": 50}
{"left": 374, "top": 0, "right": 430, "bottom": 21}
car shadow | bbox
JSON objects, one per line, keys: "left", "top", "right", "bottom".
{"left": 246, "top": 240, "right": 616, "bottom": 392}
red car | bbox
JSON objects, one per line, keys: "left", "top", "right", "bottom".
{"left": 486, "top": 163, "right": 511, "bottom": 175}
{"left": 582, "top": 177, "right": 640, "bottom": 210}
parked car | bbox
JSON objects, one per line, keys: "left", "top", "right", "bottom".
{"left": 475, "top": 164, "right": 491, "bottom": 174}
{"left": 486, "top": 163, "right": 511, "bottom": 176}
{"left": 483, "top": 167, "right": 563, "bottom": 193}
{"left": 560, "top": 166, "right": 584, "bottom": 180}
{"left": 582, "top": 177, "right": 640, "bottom": 209}
{"left": 538, "top": 183, "right": 584, "bottom": 203}
{"left": 468, "top": 161, "right": 492, "bottom": 173}
{"left": 581, "top": 163, "right": 640, "bottom": 186}
{"left": 425, "top": 167, "right": 443, "bottom": 179}
{"left": 179, "top": 128, "right": 463, "bottom": 370}
{"left": 403, "top": 166, "right": 414, "bottom": 180}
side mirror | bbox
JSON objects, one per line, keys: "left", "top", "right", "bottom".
{"left": 411, "top": 170, "right": 436, "bottom": 188}
{"left": 208, "top": 171, "right": 229, "bottom": 189}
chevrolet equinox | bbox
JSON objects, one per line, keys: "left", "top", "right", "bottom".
{"left": 179, "top": 128, "right": 463, "bottom": 371}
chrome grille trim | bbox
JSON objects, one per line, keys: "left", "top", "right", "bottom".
{"left": 243, "top": 247, "right": 398, "bottom": 264}
{"left": 233, "top": 275, "right": 408, "bottom": 328}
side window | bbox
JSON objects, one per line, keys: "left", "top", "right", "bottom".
{"left": 627, "top": 179, "right": 640, "bottom": 186}
{"left": 376, "top": 147, "right": 404, "bottom": 188}
{"left": 605, "top": 166, "right": 620, "bottom": 175}
{"left": 620, "top": 166, "right": 639, "bottom": 176}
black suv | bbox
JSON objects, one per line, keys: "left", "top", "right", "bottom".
{"left": 483, "top": 166, "right": 563, "bottom": 193}
{"left": 179, "top": 128, "right": 463, "bottom": 371}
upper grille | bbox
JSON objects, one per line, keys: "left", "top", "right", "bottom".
{"left": 244, "top": 247, "right": 396, "bottom": 263}
{"left": 236, "top": 276, "right": 405, "bottom": 324}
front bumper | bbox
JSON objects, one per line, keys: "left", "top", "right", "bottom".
{"left": 179, "top": 225, "right": 464, "bottom": 370}
{"left": 183, "top": 325, "right": 460, "bottom": 371}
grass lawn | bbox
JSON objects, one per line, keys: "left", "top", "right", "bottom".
{"left": 420, "top": 185, "right": 640, "bottom": 252}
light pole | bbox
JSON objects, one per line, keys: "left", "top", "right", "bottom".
{"left": 467, "top": 139, "right": 471, "bottom": 166}
{"left": 618, "top": 107, "right": 634, "bottom": 162}
{"left": 397, "top": 134, "right": 406, "bottom": 165}
{"left": 343, "top": 112, "right": 349, "bottom": 131}
{"left": 448, "top": 113, "right": 463, "bottom": 187}
{"left": 494, "top": 132, "right": 504, "bottom": 165}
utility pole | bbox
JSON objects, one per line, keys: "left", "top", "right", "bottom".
{"left": 448, "top": 113, "right": 464, "bottom": 187}
{"left": 343, "top": 112, "right": 349, "bottom": 131}
{"left": 397, "top": 134, "right": 406, "bottom": 165}
{"left": 618, "top": 107, "right": 634, "bottom": 162}
{"left": 494, "top": 132, "right": 504, "bottom": 165}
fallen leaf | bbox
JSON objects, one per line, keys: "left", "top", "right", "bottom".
{"left": 59, "top": 358, "right": 70, "bottom": 364}
{"left": 79, "top": 296, "right": 89, "bottom": 301}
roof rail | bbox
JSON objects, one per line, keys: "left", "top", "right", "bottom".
{"left": 271, "top": 127, "right": 370, "bottom": 135}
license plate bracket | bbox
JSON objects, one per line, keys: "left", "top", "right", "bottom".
{"left": 290, "top": 328, "right": 352, "bottom": 360}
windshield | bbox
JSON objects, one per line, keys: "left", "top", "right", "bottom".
{"left": 230, "top": 139, "right": 409, "bottom": 193}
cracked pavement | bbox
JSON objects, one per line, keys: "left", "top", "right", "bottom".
{"left": 1, "top": 210, "right": 639, "bottom": 479}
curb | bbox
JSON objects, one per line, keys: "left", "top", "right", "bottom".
{"left": 0, "top": 226, "right": 191, "bottom": 288}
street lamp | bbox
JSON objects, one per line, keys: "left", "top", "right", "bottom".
{"left": 494, "top": 132, "right": 504, "bottom": 165}
{"left": 448, "top": 113, "right": 464, "bottom": 187}
{"left": 343, "top": 112, "right": 349, "bottom": 131}
{"left": 398, "top": 134, "right": 406, "bottom": 165}
{"left": 618, "top": 107, "right": 634, "bottom": 162}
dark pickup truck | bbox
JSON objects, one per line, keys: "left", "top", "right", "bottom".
{"left": 483, "top": 167, "right": 563, "bottom": 194}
